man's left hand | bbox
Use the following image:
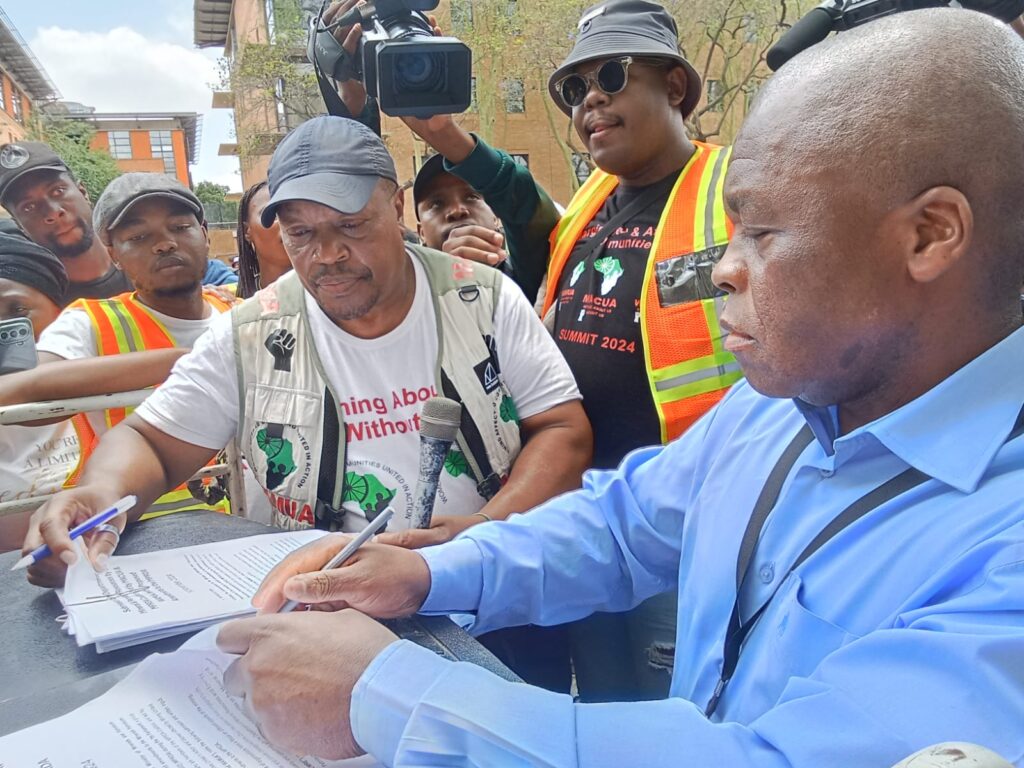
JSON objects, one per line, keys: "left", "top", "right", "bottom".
{"left": 375, "top": 513, "right": 482, "bottom": 549}
{"left": 441, "top": 225, "right": 508, "bottom": 268}
{"left": 218, "top": 610, "right": 398, "bottom": 760}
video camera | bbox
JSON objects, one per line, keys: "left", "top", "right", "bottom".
{"left": 767, "top": 0, "right": 1024, "bottom": 70}
{"left": 308, "top": 0, "right": 472, "bottom": 118}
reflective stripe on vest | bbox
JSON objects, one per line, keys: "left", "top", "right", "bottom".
{"left": 543, "top": 142, "right": 741, "bottom": 444}
{"left": 64, "top": 291, "right": 233, "bottom": 515}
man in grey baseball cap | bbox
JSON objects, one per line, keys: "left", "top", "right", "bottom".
{"left": 0, "top": 141, "right": 133, "bottom": 303}
{"left": 23, "top": 116, "right": 592, "bottom": 700}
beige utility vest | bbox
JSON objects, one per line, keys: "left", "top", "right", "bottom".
{"left": 232, "top": 245, "right": 521, "bottom": 530}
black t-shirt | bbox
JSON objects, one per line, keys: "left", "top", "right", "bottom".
{"left": 63, "top": 265, "right": 133, "bottom": 305}
{"left": 553, "top": 171, "right": 678, "bottom": 469}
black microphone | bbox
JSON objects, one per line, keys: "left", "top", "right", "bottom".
{"left": 408, "top": 397, "right": 463, "bottom": 529}
{"left": 766, "top": 5, "right": 841, "bottom": 71}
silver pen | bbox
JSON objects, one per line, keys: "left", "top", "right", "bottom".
{"left": 278, "top": 506, "right": 394, "bottom": 613}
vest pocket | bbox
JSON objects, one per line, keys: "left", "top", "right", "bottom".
{"left": 245, "top": 384, "right": 320, "bottom": 427}
{"left": 655, "top": 245, "right": 728, "bottom": 307}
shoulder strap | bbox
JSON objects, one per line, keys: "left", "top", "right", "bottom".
{"left": 574, "top": 175, "right": 676, "bottom": 268}
{"left": 706, "top": 402, "right": 1024, "bottom": 718}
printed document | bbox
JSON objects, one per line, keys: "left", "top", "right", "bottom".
{"left": 0, "top": 627, "right": 381, "bottom": 767}
{"left": 60, "top": 529, "right": 326, "bottom": 652}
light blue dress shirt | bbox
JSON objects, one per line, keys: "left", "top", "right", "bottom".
{"left": 351, "top": 326, "right": 1024, "bottom": 767}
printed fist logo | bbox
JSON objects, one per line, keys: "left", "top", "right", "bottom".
{"left": 264, "top": 328, "right": 296, "bottom": 372}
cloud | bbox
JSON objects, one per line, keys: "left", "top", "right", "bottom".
{"left": 29, "top": 26, "right": 241, "bottom": 190}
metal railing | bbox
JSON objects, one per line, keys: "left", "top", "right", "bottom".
{"left": 0, "top": 391, "right": 247, "bottom": 519}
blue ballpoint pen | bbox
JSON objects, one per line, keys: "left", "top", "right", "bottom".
{"left": 10, "top": 495, "right": 138, "bottom": 571}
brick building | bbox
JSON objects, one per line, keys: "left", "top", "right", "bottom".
{"left": 0, "top": 7, "right": 59, "bottom": 145}
{"left": 85, "top": 112, "right": 200, "bottom": 188}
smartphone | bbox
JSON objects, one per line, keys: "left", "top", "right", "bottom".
{"left": 0, "top": 317, "right": 36, "bottom": 375}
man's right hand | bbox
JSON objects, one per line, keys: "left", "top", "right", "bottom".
{"left": 22, "top": 485, "right": 125, "bottom": 588}
{"left": 325, "top": 0, "right": 370, "bottom": 115}
{"left": 251, "top": 533, "right": 432, "bottom": 616}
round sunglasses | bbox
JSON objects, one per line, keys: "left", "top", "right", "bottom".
{"left": 555, "top": 56, "right": 670, "bottom": 109}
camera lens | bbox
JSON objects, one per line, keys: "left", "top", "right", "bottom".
{"left": 393, "top": 51, "right": 445, "bottom": 93}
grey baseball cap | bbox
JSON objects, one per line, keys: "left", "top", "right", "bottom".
{"left": 93, "top": 173, "right": 204, "bottom": 244}
{"left": 548, "top": 0, "right": 702, "bottom": 119}
{"left": 0, "top": 142, "right": 70, "bottom": 205}
{"left": 261, "top": 116, "right": 399, "bottom": 228}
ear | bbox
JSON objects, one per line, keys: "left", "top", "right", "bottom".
{"left": 898, "top": 186, "right": 973, "bottom": 284}
{"left": 665, "top": 65, "right": 687, "bottom": 110}
{"left": 393, "top": 185, "right": 406, "bottom": 222}
{"left": 417, "top": 222, "right": 425, "bottom": 240}
{"left": 78, "top": 182, "right": 90, "bottom": 202}
{"left": 105, "top": 242, "right": 121, "bottom": 270}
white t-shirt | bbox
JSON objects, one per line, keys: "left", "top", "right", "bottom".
{"left": 36, "top": 302, "right": 219, "bottom": 438}
{"left": 136, "top": 259, "right": 581, "bottom": 531}
{"left": 0, "top": 421, "right": 80, "bottom": 503}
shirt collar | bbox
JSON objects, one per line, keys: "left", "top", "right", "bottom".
{"left": 794, "top": 326, "right": 1024, "bottom": 493}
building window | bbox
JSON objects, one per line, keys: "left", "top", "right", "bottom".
{"left": 149, "top": 130, "right": 176, "bottom": 175}
{"left": 510, "top": 153, "right": 529, "bottom": 168}
{"left": 571, "top": 152, "right": 593, "bottom": 185}
{"left": 265, "top": 0, "right": 277, "bottom": 42}
{"left": 413, "top": 149, "right": 437, "bottom": 174}
{"left": 451, "top": 0, "right": 473, "bottom": 32}
{"left": 505, "top": 0, "right": 522, "bottom": 33}
{"left": 108, "top": 131, "right": 132, "bottom": 160}
{"left": 706, "top": 79, "right": 724, "bottom": 113}
{"left": 0, "top": 80, "right": 6, "bottom": 113}
{"left": 503, "top": 79, "right": 525, "bottom": 113}
{"left": 11, "top": 92, "right": 22, "bottom": 124}
{"left": 275, "top": 78, "right": 288, "bottom": 132}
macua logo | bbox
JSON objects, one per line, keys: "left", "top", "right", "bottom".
{"left": 264, "top": 489, "right": 315, "bottom": 526}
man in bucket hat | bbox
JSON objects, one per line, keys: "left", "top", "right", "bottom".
{"left": 535, "top": 0, "right": 737, "bottom": 703}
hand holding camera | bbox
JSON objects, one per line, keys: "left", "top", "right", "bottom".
{"left": 309, "top": 0, "right": 472, "bottom": 118}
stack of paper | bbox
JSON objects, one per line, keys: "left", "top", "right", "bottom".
{"left": 0, "top": 626, "right": 382, "bottom": 767}
{"left": 58, "top": 529, "right": 326, "bottom": 652}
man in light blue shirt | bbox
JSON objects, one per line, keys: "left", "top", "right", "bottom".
{"left": 215, "top": 9, "right": 1024, "bottom": 766}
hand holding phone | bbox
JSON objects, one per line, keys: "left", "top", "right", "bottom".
{"left": 0, "top": 317, "right": 37, "bottom": 375}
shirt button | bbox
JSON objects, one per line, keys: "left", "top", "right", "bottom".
{"left": 758, "top": 562, "right": 775, "bottom": 584}
{"left": 820, "top": 468, "right": 835, "bottom": 478}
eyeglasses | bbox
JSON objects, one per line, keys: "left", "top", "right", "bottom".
{"left": 554, "top": 57, "right": 640, "bottom": 109}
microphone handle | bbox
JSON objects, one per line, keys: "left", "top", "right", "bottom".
{"left": 409, "top": 435, "right": 454, "bottom": 529}
{"left": 766, "top": 6, "right": 840, "bottom": 71}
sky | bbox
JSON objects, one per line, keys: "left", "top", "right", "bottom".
{"left": 4, "top": 0, "right": 242, "bottom": 191}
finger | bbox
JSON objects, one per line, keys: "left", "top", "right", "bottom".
{"left": 223, "top": 657, "right": 250, "bottom": 698}
{"left": 375, "top": 528, "right": 443, "bottom": 549}
{"left": 252, "top": 534, "right": 349, "bottom": 611}
{"left": 446, "top": 224, "right": 504, "bottom": 246}
{"left": 342, "top": 23, "right": 362, "bottom": 55}
{"left": 83, "top": 520, "right": 122, "bottom": 573}
{"left": 36, "top": 503, "right": 88, "bottom": 567}
{"left": 323, "top": 0, "right": 358, "bottom": 24}
{"left": 217, "top": 615, "right": 269, "bottom": 655}
{"left": 282, "top": 569, "right": 357, "bottom": 607}
{"left": 444, "top": 245, "right": 506, "bottom": 266}
{"left": 25, "top": 559, "right": 66, "bottom": 588}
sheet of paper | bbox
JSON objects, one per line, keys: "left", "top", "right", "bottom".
{"left": 61, "top": 530, "right": 326, "bottom": 649}
{"left": 0, "top": 626, "right": 381, "bottom": 768}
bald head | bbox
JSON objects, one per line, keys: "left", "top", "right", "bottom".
{"left": 714, "top": 9, "right": 1024, "bottom": 416}
{"left": 745, "top": 8, "right": 1024, "bottom": 293}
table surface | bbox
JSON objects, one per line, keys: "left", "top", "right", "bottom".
{"left": 0, "top": 511, "right": 516, "bottom": 737}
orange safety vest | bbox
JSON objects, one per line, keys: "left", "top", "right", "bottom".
{"left": 64, "top": 291, "right": 234, "bottom": 519}
{"left": 541, "top": 142, "right": 743, "bottom": 443}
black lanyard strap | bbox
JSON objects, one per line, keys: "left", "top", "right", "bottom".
{"left": 705, "top": 403, "right": 1024, "bottom": 718}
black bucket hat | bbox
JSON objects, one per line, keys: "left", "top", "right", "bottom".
{"left": 548, "top": 0, "right": 702, "bottom": 119}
